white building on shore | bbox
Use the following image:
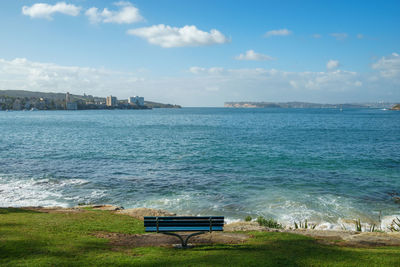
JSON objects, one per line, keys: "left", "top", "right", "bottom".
{"left": 128, "top": 96, "right": 144, "bottom": 106}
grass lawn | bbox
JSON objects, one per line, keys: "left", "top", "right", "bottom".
{"left": 1, "top": 208, "right": 400, "bottom": 266}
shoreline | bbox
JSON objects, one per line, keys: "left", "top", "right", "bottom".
{"left": 6, "top": 204, "right": 400, "bottom": 248}
{"left": 11, "top": 204, "right": 400, "bottom": 234}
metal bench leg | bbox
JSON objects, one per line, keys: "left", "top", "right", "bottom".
{"left": 184, "top": 231, "right": 206, "bottom": 247}
{"left": 161, "top": 231, "right": 206, "bottom": 248}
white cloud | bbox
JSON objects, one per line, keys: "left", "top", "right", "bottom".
{"left": 127, "top": 24, "right": 229, "bottom": 48}
{"left": 85, "top": 1, "right": 143, "bottom": 24}
{"left": 357, "top": 34, "right": 364, "bottom": 39}
{"left": 372, "top": 52, "right": 400, "bottom": 79}
{"left": 326, "top": 60, "right": 340, "bottom": 71}
{"left": 184, "top": 66, "right": 378, "bottom": 104}
{"left": 189, "top": 66, "right": 225, "bottom": 75}
{"left": 205, "top": 86, "right": 220, "bottom": 92}
{"left": 188, "top": 66, "right": 207, "bottom": 74}
{"left": 265, "top": 29, "right": 292, "bottom": 37}
{"left": 330, "top": 33, "right": 348, "bottom": 40}
{"left": 22, "top": 2, "right": 81, "bottom": 20}
{"left": 1, "top": 54, "right": 399, "bottom": 107}
{"left": 235, "top": 50, "right": 274, "bottom": 61}
{"left": 0, "top": 58, "right": 142, "bottom": 97}
{"left": 312, "top": 34, "right": 322, "bottom": 39}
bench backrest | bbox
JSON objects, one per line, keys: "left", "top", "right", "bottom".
{"left": 144, "top": 216, "right": 224, "bottom": 232}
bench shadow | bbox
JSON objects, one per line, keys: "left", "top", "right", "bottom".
{"left": 137, "top": 237, "right": 397, "bottom": 267}
{"left": 0, "top": 223, "right": 24, "bottom": 227}
{"left": 0, "top": 238, "right": 111, "bottom": 264}
{"left": 0, "top": 208, "right": 41, "bottom": 214}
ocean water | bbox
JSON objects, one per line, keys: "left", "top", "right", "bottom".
{"left": 1, "top": 108, "right": 399, "bottom": 229}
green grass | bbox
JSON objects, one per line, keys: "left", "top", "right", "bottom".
{"left": 1, "top": 208, "right": 400, "bottom": 266}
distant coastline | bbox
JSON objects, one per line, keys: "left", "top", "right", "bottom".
{"left": 225, "top": 101, "right": 397, "bottom": 109}
{"left": 0, "top": 90, "right": 181, "bottom": 111}
{"left": 390, "top": 104, "right": 400, "bottom": 110}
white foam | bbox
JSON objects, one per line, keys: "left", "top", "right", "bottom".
{"left": 0, "top": 177, "right": 65, "bottom": 207}
{"left": 0, "top": 176, "right": 91, "bottom": 208}
{"left": 381, "top": 215, "right": 400, "bottom": 231}
{"left": 224, "top": 218, "right": 241, "bottom": 224}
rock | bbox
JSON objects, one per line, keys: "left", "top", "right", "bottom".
{"left": 75, "top": 204, "right": 123, "bottom": 211}
{"left": 393, "top": 197, "right": 400, "bottom": 204}
{"left": 285, "top": 229, "right": 400, "bottom": 247}
{"left": 115, "top": 208, "right": 175, "bottom": 220}
{"left": 343, "top": 232, "right": 400, "bottom": 247}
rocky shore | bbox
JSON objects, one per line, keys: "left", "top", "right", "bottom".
{"left": 19, "top": 204, "right": 400, "bottom": 248}
{"left": 390, "top": 104, "right": 400, "bottom": 110}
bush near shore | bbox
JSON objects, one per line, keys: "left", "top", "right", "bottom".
{"left": 1, "top": 207, "right": 400, "bottom": 266}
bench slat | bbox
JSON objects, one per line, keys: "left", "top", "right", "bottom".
{"left": 144, "top": 219, "right": 224, "bottom": 222}
{"left": 144, "top": 216, "right": 224, "bottom": 220}
{"left": 144, "top": 218, "right": 224, "bottom": 221}
{"left": 145, "top": 226, "right": 223, "bottom": 232}
{"left": 144, "top": 221, "right": 224, "bottom": 225}
{"left": 144, "top": 224, "right": 224, "bottom": 228}
{"left": 144, "top": 220, "right": 224, "bottom": 223}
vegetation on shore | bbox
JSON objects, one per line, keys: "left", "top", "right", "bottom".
{"left": 0, "top": 90, "right": 181, "bottom": 110}
{"left": 1, "top": 207, "right": 400, "bottom": 266}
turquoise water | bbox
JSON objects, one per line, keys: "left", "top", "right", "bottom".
{"left": 1, "top": 108, "right": 399, "bottom": 228}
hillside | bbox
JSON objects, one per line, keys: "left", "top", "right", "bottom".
{"left": 0, "top": 90, "right": 69, "bottom": 100}
{"left": 0, "top": 90, "right": 181, "bottom": 109}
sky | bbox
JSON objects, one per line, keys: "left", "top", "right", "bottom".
{"left": 0, "top": 0, "right": 399, "bottom": 106}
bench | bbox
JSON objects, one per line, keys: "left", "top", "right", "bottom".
{"left": 144, "top": 216, "right": 224, "bottom": 248}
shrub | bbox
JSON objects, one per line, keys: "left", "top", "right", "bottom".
{"left": 294, "top": 220, "right": 317, "bottom": 229}
{"left": 257, "top": 216, "right": 283, "bottom": 229}
{"left": 355, "top": 219, "right": 362, "bottom": 232}
{"left": 388, "top": 217, "right": 400, "bottom": 232}
{"left": 244, "top": 216, "right": 252, "bottom": 222}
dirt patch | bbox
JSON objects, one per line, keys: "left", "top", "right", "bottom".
{"left": 115, "top": 208, "right": 176, "bottom": 220}
{"left": 22, "top": 205, "right": 123, "bottom": 213}
{"left": 22, "top": 206, "right": 85, "bottom": 213}
{"left": 75, "top": 204, "right": 123, "bottom": 211}
{"left": 93, "top": 232, "right": 249, "bottom": 248}
{"left": 224, "top": 221, "right": 268, "bottom": 232}
{"left": 286, "top": 229, "right": 400, "bottom": 248}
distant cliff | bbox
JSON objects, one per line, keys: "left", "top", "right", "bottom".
{"left": 390, "top": 104, "right": 400, "bottom": 110}
{"left": 224, "top": 101, "right": 395, "bottom": 109}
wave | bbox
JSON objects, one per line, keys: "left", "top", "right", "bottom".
{"left": 1, "top": 177, "right": 399, "bottom": 232}
{"left": 0, "top": 176, "right": 104, "bottom": 208}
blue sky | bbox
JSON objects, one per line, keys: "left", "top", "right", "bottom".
{"left": 0, "top": 0, "right": 399, "bottom": 106}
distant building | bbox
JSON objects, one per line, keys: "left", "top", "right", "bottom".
{"left": 66, "top": 102, "right": 78, "bottom": 110}
{"left": 24, "top": 101, "right": 31, "bottom": 109}
{"left": 106, "top": 96, "right": 117, "bottom": 107}
{"left": 128, "top": 96, "right": 144, "bottom": 106}
{"left": 65, "top": 92, "right": 77, "bottom": 110}
{"left": 13, "top": 99, "right": 22, "bottom": 110}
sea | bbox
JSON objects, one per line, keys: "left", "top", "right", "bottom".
{"left": 1, "top": 108, "right": 399, "bottom": 230}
